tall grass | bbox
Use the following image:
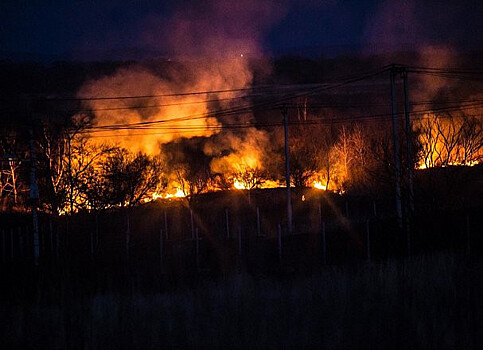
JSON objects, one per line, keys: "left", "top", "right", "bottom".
{"left": 2, "top": 252, "right": 481, "bottom": 349}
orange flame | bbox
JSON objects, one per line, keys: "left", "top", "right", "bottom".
{"left": 313, "top": 181, "right": 327, "bottom": 190}
{"left": 151, "top": 188, "right": 186, "bottom": 200}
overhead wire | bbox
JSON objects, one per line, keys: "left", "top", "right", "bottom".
{"left": 36, "top": 83, "right": 331, "bottom": 102}
{"left": 83, "top": 65, "right": 393, "bottom": 132}
{"left": 83, "top": 101, "right": 483, "bottom": 138}
{"left": 3, "top": 64, "right": 483, "bottom": 138}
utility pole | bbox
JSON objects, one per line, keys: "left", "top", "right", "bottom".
{"left": 282, "top": 106, "right": 293, "bottom": 235}
{"left": 402, "top": 69, "right": 415, "bottom": 214}
{"left": 29, "top": 120, "right": 40, "bottom": 266}
{"left": 390, "top": 66, "right": 403, "bottom": 228}
{"left": 67, "top": 133, "right": 74, "bottom": 214}
{"left": 402, "top": 68, "right": 415, "bottom": 256}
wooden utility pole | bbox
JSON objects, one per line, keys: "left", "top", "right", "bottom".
{"left": 29, "top": 121, "right": 40, "bottom": 266}
{"left": 390, "top": 66, "right": 403, "bottom": 228}
{"left": 402, "top": 69, "right": 415, "bottom": 214}
{"left": 67, "top": 133, "right": 74, "bottom": 214}
{"left": 282, "top": 107, "right": 293, "bottom": 235}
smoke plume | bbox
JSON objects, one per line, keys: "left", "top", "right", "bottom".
{"left": 77, "top": 0, "right": 284, "bottom": 161}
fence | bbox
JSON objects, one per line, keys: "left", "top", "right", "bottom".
{"left": 1, "top": 190, "right": 481, "bottom": 276}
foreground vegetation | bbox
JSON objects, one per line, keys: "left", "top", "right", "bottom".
{"left": 2, "top": 252, "right": 481, "bottom": 349}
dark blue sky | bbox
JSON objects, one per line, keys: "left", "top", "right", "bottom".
{"left": 1, "top": 0, "right": 481, "bottom": 59}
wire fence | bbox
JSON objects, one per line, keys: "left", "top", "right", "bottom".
{"left": 1, "top": 192, "right": 481, "bottom": 277}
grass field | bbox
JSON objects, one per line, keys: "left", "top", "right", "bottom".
{"left": 2, "top": 252, "right": 481, "bottom": 349}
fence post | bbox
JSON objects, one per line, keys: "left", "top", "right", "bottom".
{"left": 41, "top": 222, "right": 45, "bottom": 256}
{"left": 372, "top": 200, "right": 377, "bottom": 217}
{"left": 164, "top": 211, "right": 168, "bottom": 241}
{"left": 238, "top": 226, "right": 242, "bottom": 256}
{"left": 277, "top": 223, "right": 282, "bottom": 266}
{"left": 195, "top": 227, "right": 200, "bottom": 272}
{"left": 125, "top": 210, "right": 130, "bottom": 260}
{"left": 322, "top": 221, "right": 327, "bottom": 265}
{"left": 318, "top": 202, "right": 322, "bottom": 225}
{"left": 466, "top": 215, "right": 471, "bottom": 255}
{"left": 225, "top": 208, "right": 230, "bottom": 239}
{"left": 406, "top": 220, "right": 411, "bottom": 257}
{"left": 256, "top": 207, "right": 261, "bottom": 237}
{"left": 2, "top": 229, "right": 5, "bottom": 263}
{"left": 18, "top": 227, "right": 24, "bottom": 260}
{"left": 10, "top": 228, "right": 14, "bottom": 260}
{"left": 56, "top": 220, "right": 60, "bottom": 260}
{"left": 190, "top": 208, "right": 195, "bottom": 240}
{"left": 49, "top": 219, "right": 54, "bottom": 256}
{"left": 366, "top": 219, "right": 371, "bottom": 262}
{"left": 95, "top": 213, "right": 99, "bottom": 253}
{"left": 345, "top": 201, "right": 349, "bottom": 218}
{"left": 90, "top": 223, "right": 95, "bottom": 261}
{"left": 160, "top": 228, "right": 163, "bottom": 270}
{"left": 65, "top": 218, "right": 69, "bottom": 254}
{"left": 26, "top": 226, "right": 30, "bottom": 261}
{"left": 238, "top": 226, "right": 243, "bottom": 273}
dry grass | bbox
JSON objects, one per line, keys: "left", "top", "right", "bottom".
{"left": 2, "top": 253, "right": 481, "bottom": 349}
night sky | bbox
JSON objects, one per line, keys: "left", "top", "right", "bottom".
{"left": 1, "top": 0, "right": 482, "bottom": 61}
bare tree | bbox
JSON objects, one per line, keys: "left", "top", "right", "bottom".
{"left": 232, "top": 165, "right": 268, "bottom": 190}
{"left": 332, "top": 125, "right": 352, "bottom": 188}
{"left": 315, "top": 125, "right": 337, "bottom": 190}
{"left": 175, "top": 162, "right": 212, "bottom": 204}
{"left": 68, "top": 137, "right": 115, "bottom": 210}
{"left": 36, "top": 114, "right": 116, "bottom": 214}
{"left": 414, "top": 113, "right": 483, "bottom": 168}
{"left": 101, "top": 149, "right": 166, "bottom": 207}
{"left": 0, "top": 129, "right": 29, "bottom": 211}
{"left": 457, "top": 115, "right": 483, "bottom": 164}
{"left": 289, "top": 123, "right": 327, "bottom": 188}
{"left": 36, "top": 117, "right": 69, "bottom": 214}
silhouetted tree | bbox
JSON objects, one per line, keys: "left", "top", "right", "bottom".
{"left": 0, "top": 128, "right": 28, "bottom": 211}
{"left": 101, "top": 149, "right": 166, "bottom": 207}
{"left": 414, "top": 113, "right": 483, "bottom": 168}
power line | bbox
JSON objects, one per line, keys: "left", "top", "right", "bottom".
{"left": 3, "top": 96, "right": 482, "bottom": 138}
{"left": 406, "top": 66, "right": 483, "bottom": 74}
{"left": 30, "top": 65, "right": 391, "bottom": 106}
{"left": 83, "top": 66, "right": 393, "bottom": 131}
{"left": 3, "top": 64, "right": 483, "bottom": 137}
{"left": 83, "top": 103, "right": 483, "bottom": 138}
{"left": 37, "top": 83, "right": 329, "bottom": 102}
